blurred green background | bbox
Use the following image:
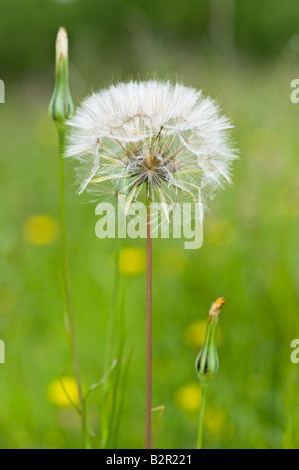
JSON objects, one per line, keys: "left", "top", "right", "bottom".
{"left": 1, "top": 0, "right": 299, "bottom": 449}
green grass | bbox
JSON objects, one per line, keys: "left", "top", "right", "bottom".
{"left": 0, "top": 59, "right": 299, "bottom": 449}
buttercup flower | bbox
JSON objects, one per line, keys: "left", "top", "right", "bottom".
{"left": 118, "top": 247, "right": 146, "bottom": 275}
{"left": 174, "top": 383, "right": 202, "bottom": 413}
{"left": 65, "top": 81, "right": 237, "bottom": 220}
{"left": 47, "top": 377, "right": 79, "bottom": 408}
{"left": 23, "top": 214, "right": 59, "bottom": 245}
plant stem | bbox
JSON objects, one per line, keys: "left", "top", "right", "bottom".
{"left": 197, "top": 384, "right": 209, "bottom": 449}
{"left": 146, "top": 196, "right": 152, "bottom": 449}
{"left": 101, "top": 236, "right": 120, "bottom": 448}
{"left": 58, "top": 129, "right": 87, "bottom": 448}
{"left": 104, "top": 236, "right": 120, "bottom": 374}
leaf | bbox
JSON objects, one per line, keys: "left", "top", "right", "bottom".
{"left": 84, "top": 358, "right": 118, "bottom": 402}
{"left": 112, "top": 345, "right": 135, "bottom": 448}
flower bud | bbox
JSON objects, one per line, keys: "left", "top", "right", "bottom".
{"left": 195, "top": 297, "right": 225, "bottom": 386}
{"left": 49, "top": 27, "right": 74, "bottom": 129}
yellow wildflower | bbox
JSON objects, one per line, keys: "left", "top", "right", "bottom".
{"left": 23, "top": 215, "right": 58, "bottom": 245}
{"left": 118, "top": 247, "right": 146, "bottom": 275}
{"left": 204, "top": 406, "right": 226, "bottom": 436}
{"left": 174, "top": 383, "right": 202, "bottom": 413}
{"left": 47, "top": 377, "right": 79, "bottom": 408}
{"left": 183, "top": 320, "right": 223, "bottom": 349}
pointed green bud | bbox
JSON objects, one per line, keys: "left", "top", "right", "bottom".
{"left": 195, "top": 297, "right": 225, "bottom": 386}
{"left": 49, "top": 27, "right": 74, "bottom": 130}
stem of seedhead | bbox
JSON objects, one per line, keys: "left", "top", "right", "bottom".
{"left": 146, "top": 195, "right": 152, "bottom": 449}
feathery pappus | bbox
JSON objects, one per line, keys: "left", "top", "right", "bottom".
{"left": 65, "top": 80, "right": 237, "bottom": 222}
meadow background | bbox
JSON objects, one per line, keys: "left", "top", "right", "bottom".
{"left": 0, "top": 0, "right": 299, "bottom": 449}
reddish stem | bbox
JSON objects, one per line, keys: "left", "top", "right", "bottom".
{"left": 146, "top": 200, "right": 152, "bottom": 449}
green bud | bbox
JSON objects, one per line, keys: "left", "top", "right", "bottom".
{"left": 49, "top": 27, "right": 74, "bottom": 129}
{"left": 195, "top": 297, "right": 225, "bottom": 386}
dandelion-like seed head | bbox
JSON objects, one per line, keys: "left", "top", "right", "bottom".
{"left": 66, "top": 81, "right": 237, "bottom": 220}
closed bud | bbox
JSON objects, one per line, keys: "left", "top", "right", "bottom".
{"left": 195, "top": 297, "right": 225, "bottom": 386}
{"left": 49, "top": 27, "right": 74, "bottom": 129}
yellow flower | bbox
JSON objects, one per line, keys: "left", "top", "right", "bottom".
{"left": 47, "top": 377, "right": 79, "bottom": 408}
{"left": 204, "top": 406, "right": 226, "bottom": 436}
{"left": 174, "top": 383, "right": 202, "bottom": 413}
{"left": 23, "top": 215, "right": 58, "bottom": 245}
{"left": 183, "top": 320, "right": 223, "bottom": 349}
{"left": 183, "top": 320, "right": 207, "bottom": 349}
{"left": 174, "top": 384, "right": 228, "bottom": 436}
{"left": 118, "top": 247, "right": 146, "bottom": 275}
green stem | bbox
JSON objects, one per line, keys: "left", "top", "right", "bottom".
{"left": 104, "top": 236, "right": 120, "bottom": 373}
{"left": 58, "top": 128, "right": 88, "bottom": 448}
{"left": 197, "top": 384, "right": 209, "bottom": 449}
{"left": 101, "top": 237, "right": 121, "bottom": 448}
